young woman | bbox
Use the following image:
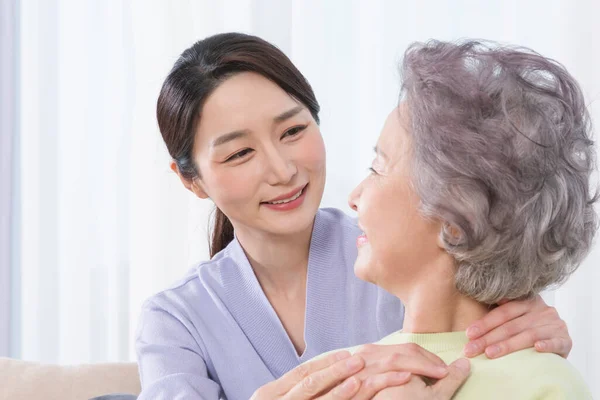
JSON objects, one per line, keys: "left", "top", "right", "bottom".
{"left": 342, "top": 40, "right": 595, "bottom": 398}
{"left": 135, "top": 33, "right": 573, "bottom": 400}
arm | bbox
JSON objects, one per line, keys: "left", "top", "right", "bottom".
{"left": 135, "top": 301, "right": 221, "bottom": 400}
{"left": 136, "top": 301, "right": 436, "bottom": 400}
{"left": 136, "top": 300, "right": 368, "bottom": 400}
{"left": 463, "top": 295, "right": 571, "bottom": 359}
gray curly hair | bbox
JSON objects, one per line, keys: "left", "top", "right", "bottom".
{"left": 400, "top": 40, "right": 598, "bottom": 304}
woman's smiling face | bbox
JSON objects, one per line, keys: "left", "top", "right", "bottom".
{"left": 348, "top": 106, "right": 444, "bottom": 293}
{"left": 188, "top": 72, "right": 327, "bottom": 237}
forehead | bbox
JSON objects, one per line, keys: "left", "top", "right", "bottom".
{"left": 377, "top": 107, "right": 410, "bottom": 162}
{"left": 199, "top": 72, "right": 299, "bottom": 133}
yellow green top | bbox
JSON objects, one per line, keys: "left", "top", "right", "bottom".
{"left": 339, "top": 331, "right": 591, "bottom": 399}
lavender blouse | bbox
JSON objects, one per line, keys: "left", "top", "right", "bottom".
{"left": 135, "top": 208, "right": 404, "bottom": 399}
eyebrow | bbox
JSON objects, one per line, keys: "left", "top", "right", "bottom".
{"left": 211, "top": 106, "right": 305, "bottom": 148}
{"left": 274, "top": 106, "right": 304, "bottom": 124}
{"left": 374, "top": 146, "right": 388, "bottom": 160}
{"left": 211, "top": 130, "right": 249, "bottom": 147}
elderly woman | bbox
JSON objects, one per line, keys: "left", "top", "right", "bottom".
{"left": 344, "top": 40, "right": 596, "bottom": 398}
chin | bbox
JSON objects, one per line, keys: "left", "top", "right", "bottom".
{"left": 353, "top": 253, "right": 375, "bottom": 283}
{"left": 269, "top": 202, "right": 319, "bottom": 235}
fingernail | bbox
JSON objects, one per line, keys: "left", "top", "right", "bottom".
{"left": 346, "top": 356, "right": 363, "bottom": 371}
{"left": 394, "top": 371, "right": 412, "bottom": 382}
{"left": 455, "top": 358, "right": 470, "bottom": 373}
{"left": 335, "top": 351, "right": 351, "bottom": 361}
{"left": 464, "top": 342, "right": 480, "bottom": 356}
{"left": 536, "top": 341, "right": 547, "bottom": 351}
{"left": 338, "top": 377, "right": 358, "bottom": 394}
{"left": 466, "top": 326, "right": 480, "bottom": 338}
{"left": 486, "top": 345, "right": 500, "bottom": 358}
{"left": 436, "top": 365, "right": 449, "bottom": 376}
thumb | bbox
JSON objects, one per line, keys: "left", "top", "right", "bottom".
{"left": 432, "top": 358, "right": 470, "bottom": 399}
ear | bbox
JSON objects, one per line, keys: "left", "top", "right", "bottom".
{"left": 438, "top": 222, "right": 462, "bottom": 249}
{"left": 170, "top": 161, "right": 209, "bottom": 199}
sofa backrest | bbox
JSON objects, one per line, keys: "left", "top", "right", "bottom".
{"left": 0, "top": 357, "right": 140, "bottom": 400}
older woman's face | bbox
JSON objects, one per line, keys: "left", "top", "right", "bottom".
{"left": 348, "top": 107, "right": 444, "bottom": 292}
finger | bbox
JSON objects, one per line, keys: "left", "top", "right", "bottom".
{"left": 464, "top": 313, "right": 534, "bottom": 357}
{"left": 286, "top": 355, "right": 365, "bottom": 400}
{"left": 317, "top": 377, "right": 362, "bottom": 400}
{"left": 370, "top": 378, "right": 429, "bottom": 400}
{"left": 432, "top": 358, "right": 471, "bottom": 398}
{"left": 357, "top": 343, "right": 447, "bottom": 367}
{"left": 481, "top": 324, "right": 559, "bottom": 359}
{"left": 535, "top": 337, "right": 572, "bottom": 358}
{"left": 367, "top": 352, "right": 448, "bottom": 379}
{"left": 275, "top": 351, "right": 352, "bottom": 393}
{"left": 465, "top": 300, "right": 530, "bottom": 340}
{"left": 351, "top": 372, "right": 412, "bottom": 400}
{"left": 402, "top": 343, "right": 447, "bottom": 367}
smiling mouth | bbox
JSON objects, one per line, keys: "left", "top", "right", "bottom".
{"left": 357, "top": 233, "right": 369, "bottom": 247}
{"left": 262, "top": 185, "right": 307, "bottom": 205}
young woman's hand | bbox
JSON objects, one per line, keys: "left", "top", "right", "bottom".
{"left": 250, "top": 343, "right": 450, "bottom": 400}
{"left": 370, "top": 358, "right": 471, "bottom": 400}
{"left": 464, "top": 295, "right": 571, "bottom": 359}
{"left": 250, "top": 350, "right": 368, "bottom": 400}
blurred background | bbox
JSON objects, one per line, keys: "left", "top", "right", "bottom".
{"left": 1, "top": 0, "right": 598, "bottom": 397}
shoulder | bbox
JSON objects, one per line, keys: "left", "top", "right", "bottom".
{"left": 517, "top": 352, "right": 591, "bottom": 399}
{"left": 467, "top": 350, "right": 592, "bottom": 399}
{"left": 139, "top": 247, "right": 236, "bottom": 316}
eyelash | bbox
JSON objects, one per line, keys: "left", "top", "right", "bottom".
{"left": 282, "top": 125, "right": 307, "bottom": 139}
{"left": 369, "top": 167, "right": 378, "bottom": 175}
{"left": 224, "top": 125, "right": 307, "bottom": 162}
{"left": 225, "top": 148, "right": 253, "bottom": 162}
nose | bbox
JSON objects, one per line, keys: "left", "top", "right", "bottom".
{"left": 348, "top": 180, "right": 363, "bottom": 212}
{"left": 266, "top": 147, "right": 297, "bottom": 186}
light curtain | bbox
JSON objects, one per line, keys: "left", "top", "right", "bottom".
{"left": 16, "top": 0, "right": 599, "bottom": 396}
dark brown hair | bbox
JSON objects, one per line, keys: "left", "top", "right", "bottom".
{"left": 157, "top": 32, "right": 320, "bottom": 258}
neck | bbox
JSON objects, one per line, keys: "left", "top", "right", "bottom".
{"left": 234, "top": 218, "right": 314, "bottom": 296}
{"left": 391, "top": 255, "right": 490, "bottom": 333}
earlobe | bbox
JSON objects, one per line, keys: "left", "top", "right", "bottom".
{"left": 169, "top": 161, "right": 178, "bottom": 174}
{"left": 190, "top": 179, "right": 209, "bottom": 199}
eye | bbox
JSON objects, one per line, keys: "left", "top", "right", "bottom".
{"left": 281, "top": 125, "right": 307, "bottom": 139}
{"left": 225, "top": 148, "right": 254, "bottom": 162}
{"left": 368, "top": 167, "right": 378, "bottom": 175}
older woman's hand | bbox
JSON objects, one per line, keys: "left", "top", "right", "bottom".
{"left": 371, "top": 358, "right": 471, "bottom": 400}
{"left": 463, "top": 294, "right": 571, "bottom": 359}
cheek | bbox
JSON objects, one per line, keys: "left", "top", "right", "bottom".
{"left": 372, "top": 188, "right": 440, "bottom": 265}
{"left": 365, "top": 185, "right": 415, "bottom": 258}
{"left": 203, "top": 166, "right": 261, "bottom": 208}
{"left": 295, "top": 131, "right": 326, "bottom": 171}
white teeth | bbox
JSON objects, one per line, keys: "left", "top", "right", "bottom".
{"left": 267, "top": 188, "right": 303, "bottom": 204}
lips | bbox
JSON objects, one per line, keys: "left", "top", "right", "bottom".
{"left": 357, "top": 233, "right": 369, "bottom": 248}
{"left": 261, "top": 184, "right": 308, "bottom": 212}
{"left": 263, "top": 184, "right": 307, "bottom": 204}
